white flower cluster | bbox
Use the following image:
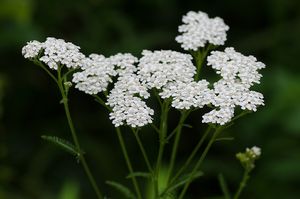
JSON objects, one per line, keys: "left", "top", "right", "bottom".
{"left": 202, "top": 48, "right": 265, "bottom": 125}
{"left": 137, "top": 50, "right": 215, "bottom": 110}
{"left": 207, "top": 47, "right": 265, "bottom": 87}
{"left": 160, "top": 81, "right": 213, "bottom": 109}
{"left": 22, "top": 37, "right": 85, "bottom": 70}
{"left": 109, "top": 53, "right": 138, "bottom": 76}
{"left": 73, "top": 52, "right": 153, "bottom": 127}
{"left": 137, "top": 50, "right": 196, "bottom": 89}
{"left": 176, "top": 11, "right": 229, "bottom": 51}
{"left": 72, "top": 54, "right": 116, "bottom": 94}
{"left": 22, "top": 40, "right": 43, "bottom": 58}
{"left": 72, "top": 53, "right": 138, "bottom": 95}
{"left": 106, "top": 74, "right": 154, "bottom": 127}
{"left": 23, "top": 10, "right": 266, "bottom": 128}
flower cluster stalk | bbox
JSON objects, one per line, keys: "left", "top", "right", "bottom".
{"left": 165, "top": 110, "right": 190, "bottom": 185}
{"left": 57, "top": 67, "right": 104, "bottom": 199}
{"left": 116, "top": 127, "right": 143, "bottom": 199}
{"left": 178, "top": 126, "right": 223, "bottom": 199}
{"left": 233, "top": 169, "right": 250, "bottom": 199}
{"left": 154, "top": 100, "right": 171, "bottom": 197}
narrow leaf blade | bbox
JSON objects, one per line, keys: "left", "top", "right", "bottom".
{"left": 218, "top": 173, "right": 231, "bottom": 199}
{"left": 168, "top": 170, "right": 203, "bottom": 192}
{"left": 106, "top": 181, "right": 136, "bottom": 199}
{"left": 126, "top": 172, "right": 151, "bottom": 179}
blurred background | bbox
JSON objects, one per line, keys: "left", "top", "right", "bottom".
{"left": 1, "top": 0, "right": 300, "bottom": 198}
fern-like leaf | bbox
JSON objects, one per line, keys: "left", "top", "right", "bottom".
{"left": 41, "top": 135, "right": 81, "bottom": 157}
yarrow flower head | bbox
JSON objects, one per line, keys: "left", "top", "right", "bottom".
{"left": 137, "top": 50, "right": 196, "bottom": 89}
{"left": 207, "top": 47, "right": 265, "bottom": 87}
{"left": 72, "top": 54, "right": 116, "bottom": 95}
{"left": 108, "top": 53, "right": 138, "bottom": 76}
{"left": 202, "top": 48, "right": 265, "bottom": 125}
{"left": 106, "top": 74, "right": 153, "bottom": 127}
{"left": 22, "top": 37, "right": 86, "bottom": 70}
{"left": 160, "top": 80, "right": 213, "bottom": 110}
{"left": 22, "top": 40, "right": 43, "bottom": 59}
{"left": 176, "top": 11, "right": 229, "bottom": 51}
{"left": 72, "top": 53, "right": 138, "bottom": 95}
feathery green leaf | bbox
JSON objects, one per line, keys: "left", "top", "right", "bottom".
{"left": 41, "top": 135, "right": 81, "bottom": 157}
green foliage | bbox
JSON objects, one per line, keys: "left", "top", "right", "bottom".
{"left": 106, "top": 181, "right": 136, "bottom": 199}
{"left": 218, "top": 173, "right": 231, "bottom": 199}
{"left": 166, "top": 170, "right": 203, "bottom": 193}
{"left": 41, "top": 135, "right": 81, "bottom": 158}
{"left": 58, "top": 180, "right": 80, "bottom": 199}
{"left": 126, "top": 172, "right": 151, "bottom": 179}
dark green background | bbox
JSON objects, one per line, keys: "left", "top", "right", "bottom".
{"left": 1, "top": 0, "right": 300, "bottom": 198}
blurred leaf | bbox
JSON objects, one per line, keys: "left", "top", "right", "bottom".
{"left": 58, "top": 180, "right": 80, "bottom": 199}
{"left": 218, "top": 173, "right": 231, "bottom": 199}
{"left": 126, "top": 172, "right": 151, "bottom": 179}
{"left": 0, "top": 0, "right": 33, "bottom": 23}
{"left": 106, "top": 181, "right": 136, "bottom": 199}
{"left": 166, "top": 170, "right": 203, "bottom": 193}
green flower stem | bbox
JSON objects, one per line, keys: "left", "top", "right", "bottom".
{"left": 192, "top": 44, "right": 214, "bottom": 81}
{"left": 164, "top": 126, "right": 211, "bottom": 194}
{"left": 132, "top": 128, "right": 153, "bottom": 173}
{"left": 56, "top": 67, "right": 104, "bottom": 199}
{"left": 93, "top": 95, "right": 111, "bottom": 111}
{"left": 116, "top": 127, "right": 143, "bottom": 199}
{"left": 233, "top": 169, "right": 250, "bottom": 199}
{"left": 193, "top": 51, "right": 207, "bottom": 81}
{"left": 165, "top": 110, "right": 190, "bottom": 185}
{"left": 178, "top": 126, "right": 223, "bottom": 199}
{"left": 93, "top": 95, "right": 143, "bottom": 199}
{"left": 34, "top": 59, "right": 58, "bottom": 83}
{"left": 154, "top": 100, "right": 170, "bottom": 197}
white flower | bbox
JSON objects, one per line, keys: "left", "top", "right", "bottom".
{"left": 207, "top": 47, "right": 265, "bottom": 87}
{"left": 72, "top": 54, "right": 116, "bottom": 95}
{"left": 108, "top": 53, "right": 138, "bottom": 76}
{"left": 246, "top": 146, "right": 261, "bottom": 158}
{"left": 22, "top": 37, "right": 86, "bottom": 70}
{"left": 72, "top": 53, "right": 139, "bottom": 95}
{"left": 22, "top": 40, "right": 43, "bottom": 58}
{"left": 202, "top": 79, "right": 264, "bottom": 125}
{"left": 137, "top": 50, "right": 196, "bottom": 89}
{"left": 176, "top": 11, "right": 229, "bottom": 51}
{"left": 160, "top": 80, "right": 213, "bottom": 109}
{"left": 202, "top": 48, "right": 265, "bottom": 125}
{"left": 39, "top": 37, "right": 86, "bottom": 70}
{"left": 202, "top": 106, "right": 234, "bottom": 125}
{"left": 107, "top": 74, "right": 153, "bottom": 127}
{"left": 211, "top": 80, "right": 264, "bottom": 110}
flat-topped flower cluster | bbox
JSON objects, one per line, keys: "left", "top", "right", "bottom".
{"left": 22, "top": 11, "right": 265, "bottom": 127}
